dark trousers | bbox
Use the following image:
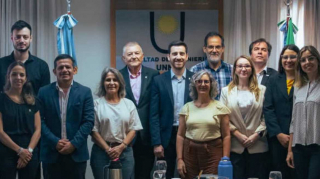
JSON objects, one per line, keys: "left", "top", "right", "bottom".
{"left": 0, "top": 135, "right": 39, "bottom": 179}
{"left": 158, "top": 127, "right": 178, "bottom": 179}
{"left": 46, "top": 154, "right": 87, "bottom": 179}
{"left": 133, "top": 133, "right": 155, "bottom": 179}
{"left": 293, "top": 144, "right": 320, "bottom": 179}
{"left": 269, "top": 137, "right": 295, "bottom": 179}
{"left": 230, "top": 149, "right": 268, "bottom": 179}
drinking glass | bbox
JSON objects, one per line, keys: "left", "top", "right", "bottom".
{"left": 269, "top": 171, "right": 282, "bottom": 179}
{"left": 156, "top": 160, "right": 167, "bottom": 172}
{"left": 153, "top": 170, "right": 166, "bottom": 179}
{"left": 218, "top": 177, "right": 229, "bottom": 179}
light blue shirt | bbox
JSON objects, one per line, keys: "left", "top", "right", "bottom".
{"left": 171, "top": 69, "right": 186, "bottom": 126}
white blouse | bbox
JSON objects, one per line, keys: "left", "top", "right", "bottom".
{"left": 92, "top": 97, "right": 143, "bottom": 143}
{"left": 237, "top": 90, "right": 254, "bottom": 120}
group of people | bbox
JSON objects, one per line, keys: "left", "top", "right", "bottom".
{"left": 0, "top": 20, "right": 319, "bottom": 179}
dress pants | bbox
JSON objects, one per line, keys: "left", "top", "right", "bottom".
{"left": 158, "top": 127, "right": 178, "bottom": 179}
{"left": 182, "top": 138, "right": 223, "bottom": 179}
{"left": 133, "top": 133, "right": 155, "bottom": 179}
{"left": 269, "top": 137, "right": 295, "bottom": 179}
{"left": 293, "top": 144, "right": 320, "bottom": 179}
{"left": 90, "top": 143, "right": 134, "bottom": 179}
{"left": 0, "top": 135, "right": 39, "bottom": 179}
{"left": 230, "top": 149, "right": 268, "bottom": 179}
{"left": 46, "top": 154, "right": 87, "bottom": 179}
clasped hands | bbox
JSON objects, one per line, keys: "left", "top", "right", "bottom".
{"left": 106, "top": 144, "right": 125, "bottom": 159}
{"left": 235, "top": 132, "right": 259, "bottom": 148}
{"left": 56, "top": 139, "right": 75, "bottom": 155}
{"left": 17, "top": 148, "right": 32, "bottom": 169}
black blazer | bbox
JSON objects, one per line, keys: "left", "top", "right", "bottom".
{"left": 149, "top": 69, "right": 193, "bottom": 148}
{"left": 120, "top": 65, "right": 159, "bottom": 145}
{"left": 263, "top": 73, "right": 294, "bottom": 138}
{"left": 261, "top": 67, "right": 278, "bottom": 86}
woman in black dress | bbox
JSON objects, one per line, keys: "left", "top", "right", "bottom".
{"left": 0, "top": 61, "right": 41, "bottom": 179}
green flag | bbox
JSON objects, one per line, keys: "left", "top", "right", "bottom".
{"left": 286, "top": 18, "right": 295, "bottom": 45}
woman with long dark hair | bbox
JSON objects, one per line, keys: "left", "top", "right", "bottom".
{"left": 263, "top": 44, "right": 299, "bottom": 179}
{"left": 0, "top": 61, "right": 41, "bottom": 179}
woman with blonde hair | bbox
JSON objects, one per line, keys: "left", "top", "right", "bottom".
{"left": 220, "top": 55, "right": 268, "bottom": 179}
{"left": 286, "top": 46, "right": 320, "bottom": 179}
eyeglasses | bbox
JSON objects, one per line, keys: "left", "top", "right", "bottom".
{"left": 281, "top": 55, "right": 297, "bottom": 60}
{"left": 236, "top": 65, "right": 251, "bottom": 69}
{"left": 300, "top": 56, "right": 317, "bottom": 63}
{"left": 196, "top": 80, "right": 210, "bottom": 84}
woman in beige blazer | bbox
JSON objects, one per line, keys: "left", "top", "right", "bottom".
{"left": 220, "top": 55, "right": 268, "bottom": 179}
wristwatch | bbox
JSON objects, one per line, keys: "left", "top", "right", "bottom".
{"left": 28, "top": 148, "right": 33, "bottom": 153}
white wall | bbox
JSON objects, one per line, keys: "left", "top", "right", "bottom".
{"left": 60, "top": 0, "right": 110, "bottom": 178}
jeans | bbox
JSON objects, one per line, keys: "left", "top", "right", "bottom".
{"left": 0, "top": 135, "right": 39, "bottom": 179}
{"left": 90, "top": 143, "right": 134, "bottom": 179}
{"left": 293, "top": 144, "right": 320, "bottom": 179}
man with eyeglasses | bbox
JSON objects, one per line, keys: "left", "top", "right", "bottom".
{"left": 249, "top": 38, "right": 277, "bottom": 86}
{"left": 190, "top": 32, "right": 233, "bottom": 100}
{"left": 150, "top": 40, "right": 193, "bottom": 179}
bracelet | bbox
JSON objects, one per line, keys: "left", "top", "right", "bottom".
{"left": 17, "top": 147, "right": 23, "bottom": 156}
{"left": 122, "top": 142, "right": 128, "bottom": 148}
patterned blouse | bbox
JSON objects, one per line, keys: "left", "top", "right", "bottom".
{"left": 289, "top": 79, "right": 320, "bottom": 146}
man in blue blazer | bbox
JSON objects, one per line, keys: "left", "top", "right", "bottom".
{"left": 38, "top": 54, "right": 94, "bottom": 179}
{"left": 150, "top": 40, "right": 193, "bottom": 179}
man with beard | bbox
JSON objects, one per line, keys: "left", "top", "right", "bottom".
{"left": 119, "top": 42, "right": 159, "bottom": 179}
{"left": 0, "top": 20, "right": 50, "bottom": 94}
{"left": 190, "top": 32, "right": 232, "bottom": 99}
{"left": 150, "top": 40, "right": 193, "bottom": 179}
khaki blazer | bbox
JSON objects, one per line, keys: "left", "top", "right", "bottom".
{"left": 220, "top": 85, "right": 268, "bottom": 154}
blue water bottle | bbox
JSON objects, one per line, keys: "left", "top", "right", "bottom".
{"left": 218, "top": 156, "right": 233, "bottom": 179}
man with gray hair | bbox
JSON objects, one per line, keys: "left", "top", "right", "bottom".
{"left": 119, "top": 42, "right": 158, "bottom": 179}
{"left": 190, "top": 32, "right": 232, "bottom": 100}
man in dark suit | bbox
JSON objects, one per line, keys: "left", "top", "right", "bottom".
{"left": 150, "top": 40, "right": 193, "bottom": 179}
{"left": 249, "top": 38, "right": 278, "bottom": 86}
{"left": 119, "top": 42, "right": 159, "bottom": 179}
{"left": 38, "top": 54, "right": 94, "bottom": 179}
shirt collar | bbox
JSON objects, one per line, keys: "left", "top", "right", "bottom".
{"left": 10, "top": 51, "right": 34, "bottom": 63}
{"left": 205, "top": 59, "right": 225, "bottom": 70}
{"left": 56, "top": 80, "right": 74, "bottom": 91}
{"left": 259, "top": 66, "right": 268, "bottom": 75}
{"left": 171, "top": 68, "right": 186, "bottom": 80}
{"left": 127, "top": 66, "right": 142, "bottom": 79}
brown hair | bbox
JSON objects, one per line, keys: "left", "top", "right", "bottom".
{"left": 295, "top": 45, "right": 320, "bottom": 87}
{"left": 96, "top": 67, "right": 126, "bottom": 98}
{"left": 4, "top": 61, "right": 35, "bottom": 105}
{"left": 228, "top": 55, "right": 260, "bottom": 101}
